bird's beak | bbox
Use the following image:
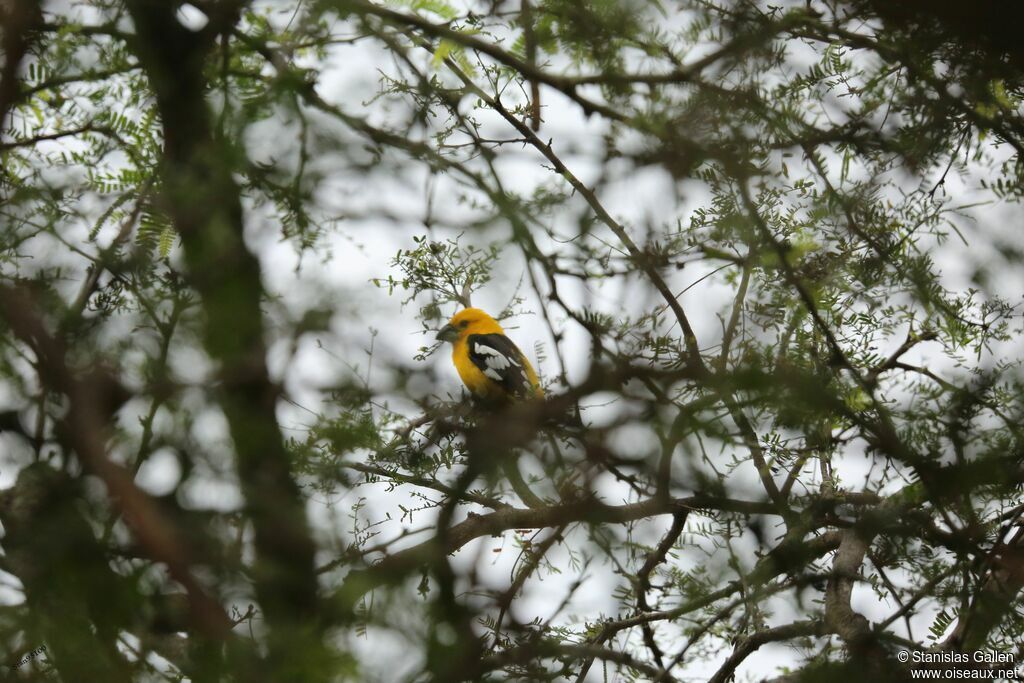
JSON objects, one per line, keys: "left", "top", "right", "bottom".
{"left": 436, "top": 324, "right": 458, "bottom": 343}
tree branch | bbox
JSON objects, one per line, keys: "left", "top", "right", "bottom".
{"left": 0, "top": 285, "right": 234, "bottom": 640}
{"left": 124, "top": 1, "right": 329, "bottom": 677}
{"left": 335, "top": 494, "right": 775, "bottom": 610}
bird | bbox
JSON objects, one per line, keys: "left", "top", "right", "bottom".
{"left": 435, "top": 307, "right": 542, "bottom": 403}
{"left": 436, "top": 307, "right": 547, "bottom": 507}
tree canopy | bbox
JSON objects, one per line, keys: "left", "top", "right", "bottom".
{"left": 1, "top": 0, "right": 1023, "bottom": 681}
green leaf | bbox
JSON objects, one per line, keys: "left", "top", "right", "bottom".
{"left": 431, "top": 39, "right": 455, "bottom": 69}
{"left": 157, "top": 225, "right": 176, "bottom": 258}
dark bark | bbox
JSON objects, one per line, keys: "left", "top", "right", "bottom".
{"left": 855, "top": 0, "right": 1024, "bottom": 75}
{"left": 0, "top": 464, "right": 132, "bottom": 683}
{"left": 0, "top": 0, "right": 41, "bottom": 129}
{"left": 124, "top": 2, "right": 329, "bottom": 678}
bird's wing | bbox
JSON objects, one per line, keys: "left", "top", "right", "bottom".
{"left": 466, "top": 333, "right": 535, "bottom": 399}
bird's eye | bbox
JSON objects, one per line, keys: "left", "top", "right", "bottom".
{"left": 459, "top": 320, "right": 469, "bottom": 328}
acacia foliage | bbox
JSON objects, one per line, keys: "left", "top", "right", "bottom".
{"left": 0, "top": 0, "right": 1023, "bottom": 681}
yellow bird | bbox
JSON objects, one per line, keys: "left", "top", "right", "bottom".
{"left": 435, "top": 308, "right": 542, "bottom": 402}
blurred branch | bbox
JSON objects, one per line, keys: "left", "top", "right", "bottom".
{"left": 942, "top": 528, "right": 1024, "bottom": 651}
{"left": 67, "top": 190, "right": 148, "bottom": 321}
{"left": 0, "top": 285, "right": 234, "bottom": 640}
{"left": 0, "top": 464, "right": 134, "bottom": 682}
{"left": 635, "top": 511, "right": 688, "bottom": 667}
{"left": 791, "top": 21, "right": 1024, "bottom": 158}
{"left": 0, "top": 0, "right": 40, "bottom": 129}
{"left": 125, "top": 1, "right": 330, "bottom": 677}
{"left": 576, "top": 511, "right": 689, "bottom": 678}
{"left": 708, "top": 620, "right": 825, "bottom": 683}
{"left": 716, "top": 256, "right": 752, "bottom": 371}
{"left": 435, "top": 51, "right": 787, "bottom": 508}
{"left": 520, "top": 0, "right": 540, "bottom": 131}
{"left": 19, "top": 66, "right": 142, "bottom": 98}
{"left": 457, "top": 278, "right": 473, "bottom": 308}
{"left": 338, "top": 0, "right": 807, "bottom": 124}
{"left": 583, "top": 531, "right": 841, "bottom": 654}
{"left": 825, "top": 530, "right": 873, "bottom": 642}
{"left": 0, "top": 123, "right": 121, "bottom": 150}
{"left": 486, "top": 640, "right": 674, "bottom": 682}
{"left": 853, "top": 0, "right": 1024, "bottom": 72}
{"left": 338, "top": 0, "right": 623, "bottom": 121}
{"left": 336, "top": 493, "right": 777, "bottom": 610}
{"left": 490, "top": 523, "right": 567, "bottom": 654}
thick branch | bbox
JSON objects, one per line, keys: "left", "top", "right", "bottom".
{"left": 824, "top": 528, "right": 895, "bottom": 673}
{"left": 124, "top": 1, "right": 328, "bottom": 677}
{"left": 943, "top": 528, "right": 1024, "bottom": 651}
{"left": 709, "top": 620, "right": 825, "bottom": 683}
{"left": 0, "top": 0, "right": 40, "bottom": 129}
{"left": 335, "top": 494, "right": 775, "bottom": 610}
{"left": 0, "top": 286, "right": 233, "bottom": 640}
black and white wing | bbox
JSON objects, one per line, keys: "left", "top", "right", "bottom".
{"left": 467, "top": 333, "right": 534, "bottom": 399}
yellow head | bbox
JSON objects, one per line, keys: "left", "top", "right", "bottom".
{"left": 435, "top": 308, "right": 504, "bottom": 343}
